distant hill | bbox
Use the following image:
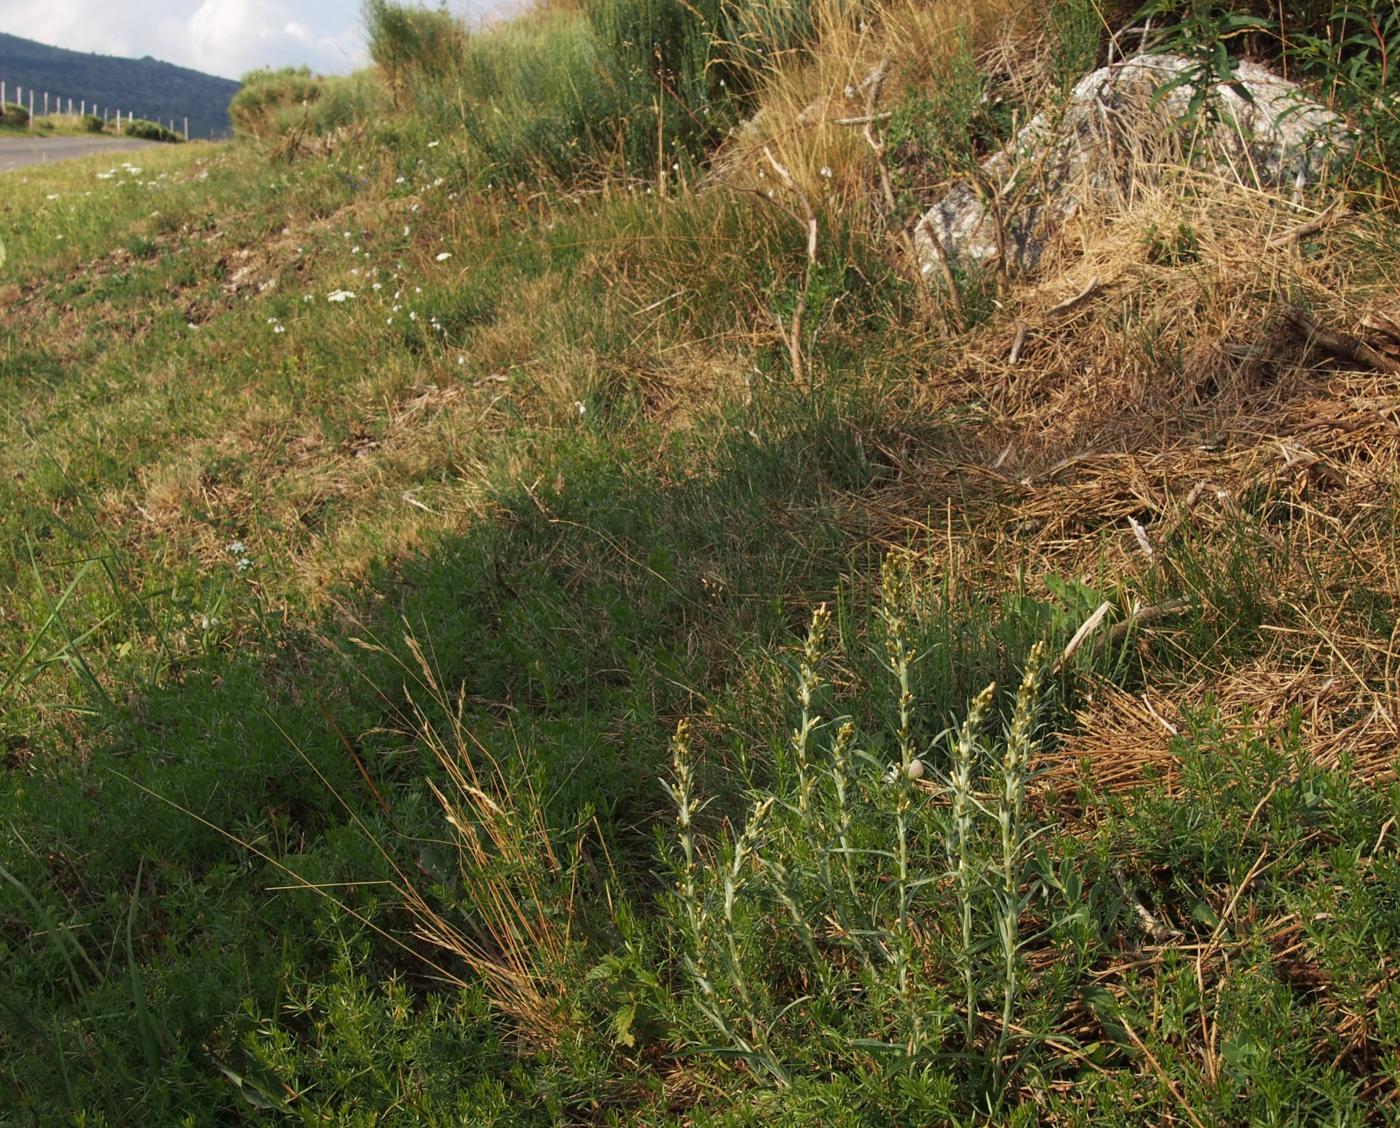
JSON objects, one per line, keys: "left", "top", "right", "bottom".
{"left": 0, "top": 32, "right": 240, "bottom": 139}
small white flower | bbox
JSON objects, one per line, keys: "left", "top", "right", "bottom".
{"left": 428, "top": 140, "right": 440, "bottom": 148}
{"left": 575, "top": 400, "right": 587, "bottom": 416}
{"left": 435, "top": 252, "right": 452, "bottom": 262}
{"left": 46, "top": 193, "right": 60, "bottom": 201}
{"left": 395, "top": 175, "right": 406, "bottom": 184}
{"left": 819, "top": 166, "right": 833, "bottom": 179}
{"left": 327, "top": 290, "right": 356, "bottom": 302}
{"left": 456, "top": 356, "right": 466, "bottom": 365}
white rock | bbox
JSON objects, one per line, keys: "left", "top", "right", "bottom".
{"left": 915, "top": 54, "right": 1352, "bottom": 280}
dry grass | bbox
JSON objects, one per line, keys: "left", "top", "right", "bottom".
{"left": 352, "top": 633, "right": 582, "bottom": 1048}
{"left": 832, "top": 162, "right": 1400, "bottom": 802}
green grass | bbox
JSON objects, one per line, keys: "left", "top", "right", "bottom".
{"left": 4, "top": 0, "right": 1400, "bottom": 1122}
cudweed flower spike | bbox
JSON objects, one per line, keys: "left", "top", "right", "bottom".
{"left": 793, "top": 604, "right": 829, "bottom": 818}
{"left": 996, "top": 642, "right": 1048, "bottom": 1072}
{"left": 948, "top": 681, "right": 994, "bottom": 1046}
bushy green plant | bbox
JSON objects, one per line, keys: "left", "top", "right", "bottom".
{"left": 1287, "top": 0, "right": 1400, "bottom": 197}
{"left": 229, "top": 67, "right": 323, "bottom": 141}
{"left": 365, "top": 0, "right": 468, "bottom": 108}
{"left": 1, "top": 101, "right": 29, "bottom": 128}
{"left": 1128, "top": 0, "right": 1400, "bottom": 191}
{"left": 587, "top": 0, "right": 831, "bottom": 171}
{"left": 661, "top": 559, "right": 1061, "bottom": 1109}
{"left": 357, "top": 0, "right": 834, "bottom": 181}
{"left": 123, "top": 118, "right": 182, "bottom": 143}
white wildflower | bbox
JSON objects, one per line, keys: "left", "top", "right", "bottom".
{"left": 327, "top": 290, "right": 356, "bottom": 302}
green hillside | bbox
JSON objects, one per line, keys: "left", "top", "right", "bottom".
{"left": 3, "top": 0, "right": 1400, "bottom": 1123}
{"left": 0, "top": 31, "right": 239, "bottom": 138}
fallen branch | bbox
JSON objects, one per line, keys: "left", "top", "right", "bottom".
{"left": 1105, "top": 597, "right": 1190, "bottom": 645}
{"left": 1265, "top": 200, "right": 1351, "bottom": 247}
{"left": 832, "top": 111, "right": 893, "bottom": 127}
{"left": 1055, "top": 597, "right": 1190, "bottom": 673}
{"left": 1008, "top": 318, "right": 1029, "bottom": 364}
{"left": 1284, "top": 305, "right": 1400, "bottom": 375}
{"left": 1046, "top": 275, "right": 1102, "bottom": 316}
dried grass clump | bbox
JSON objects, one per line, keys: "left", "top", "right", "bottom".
{"left": 356, "top": 633, "right": 582, "bottom": 1048}
{"left": 854, "top": 163, "right": 1400, "bottom": 801}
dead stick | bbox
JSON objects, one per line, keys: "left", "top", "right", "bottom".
{"left": 832, "top": 112, "right": 893, "bottom": 126}
{"left": 1009, "top": 318, "right": 1029, "bottom": 364}
{"left": 1047, "top": 275, "right": 1101, "bottom": 315}
{"left": 1265, "top": 200, "right": 1350, "bottom": 247}
{"left": 1284, "top": 305, "right": 1400, "bottom": 375}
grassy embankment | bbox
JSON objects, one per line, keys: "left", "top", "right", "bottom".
{"left": 4, "top": 0, "right": 1400, "bottom": 1122}
{"left": 0, "top": 111, "right": 184, "bottom": 142}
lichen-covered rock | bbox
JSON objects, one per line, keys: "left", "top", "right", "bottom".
{"left": 914, "top": 53, "right": 1352, "bottom": 282}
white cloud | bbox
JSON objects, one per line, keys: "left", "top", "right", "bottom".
{"left": 183, "top": 0, "right": 365, "bottom": 78}
{"left": 0, "top": 0, "right": 533, "bottom": 80}
{"left": 0, "top": 0, "right": 367, "bottom": 79}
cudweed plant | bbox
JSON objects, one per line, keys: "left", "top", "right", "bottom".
{"left": 663, "top": 558, "right": 1056, "bottom": 1101}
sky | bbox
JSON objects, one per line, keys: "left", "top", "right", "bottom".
{"left": 0, "top": 0, "right": 513, "bottom": 81}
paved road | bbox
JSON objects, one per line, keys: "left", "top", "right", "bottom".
{"left": 0, "top": 135, "right": 157, "bottom": 173}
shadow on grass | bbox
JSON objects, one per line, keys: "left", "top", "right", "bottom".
{"left": 3, "top": 390, "right": 950, "bottom": 1121}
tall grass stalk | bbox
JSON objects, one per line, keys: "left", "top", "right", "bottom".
{"left": 792, "top": 603, "right": 829, "bottom": 820}
{"left": 877, "top": 554, "right": 921, "bottom": 1047}
{"left": 947, "top": 682, "right": 994, "bottom": 1048}
{"left": 995, "top": 640, "right": 1047, "bottom": 1074}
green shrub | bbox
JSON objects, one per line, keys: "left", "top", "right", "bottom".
{"left": 659, "top": 579, "right": 1060, "bottom": 1107}
{"left": 359, "top": 0, "right": 834, "bottom": 182}
{"left": 123, "top": 118, "right": 182, "bottom": 143}
{"left": 305, "top": 71, "right": 387, "bottom": 134}
{"left": 1129, "top": 0, "right": 1400, "bottom": 193}
{"left": 80, "top": 114, "right": 105, "bottom": 134}
{"left": 230, "top": 67, "right": 322, "bottom": 140}
{"left": 365, "top": 0, "right": 467, "bottom": 109}
{"left": 0, "top": 101, "right": 28, "bottom": 128}
{"left": 230, "top": 66, "right": 387, "bottom": 146}
{"left": 585, "top": 0, "right": 829, "bottom": 170}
